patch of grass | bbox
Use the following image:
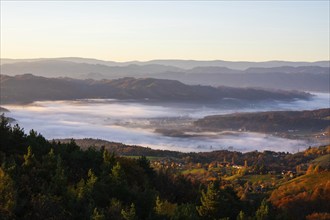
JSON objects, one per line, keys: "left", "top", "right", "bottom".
{"left": 242, "top": 174, "right": 275, "bottom": 183}
{"left": 311, "top": 154, "right": 330, "bottom": 169}
{"left": 224, "top": 173, "right": 242, "bottom": 181}
{"left": 283, "top": 171, "right": 330, "bottom": 188}
{"left": 181, "top": 168, "right": 206, "bottom": 175}
{"left": 123, "top": 155, "right": 164, "bottom": 161}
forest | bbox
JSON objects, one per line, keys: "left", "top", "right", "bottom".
{"left": 0, "top": 115, "right": 329, "bottom": 220}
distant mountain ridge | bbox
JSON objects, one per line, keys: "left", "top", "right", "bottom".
{"left": 0, "top": 74, "right": 310, "bottom": 104}
{"left": 1, "top": 58, "right": 329, "bottom": 92}
{"left": 1, "top": 57, "right": 329, "bottom": 69}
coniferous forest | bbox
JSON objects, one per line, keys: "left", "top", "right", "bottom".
{"left": 0, "top": 115, "right": 329, "bottom": 220}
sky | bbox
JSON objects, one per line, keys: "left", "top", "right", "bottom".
{"left": 1, "top": 1, "right": 329, "bottom": 61}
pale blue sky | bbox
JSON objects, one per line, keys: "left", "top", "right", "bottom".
{"left": 1, "top": 1, "right": 329, "bottom": 61}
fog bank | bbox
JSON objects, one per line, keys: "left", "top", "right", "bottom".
{"left": 3, "top": 93, "right": 328, "bottom": 153}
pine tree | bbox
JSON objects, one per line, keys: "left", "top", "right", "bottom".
{"left": 121, "top": 203, "right": 136, "bottom": 220}
{"left": 255, "top": 199, "right": 269, "bottom": 220}
{"left": 87, "top": 169, "right": 98, "bottom": 190}
{"left": 91, "top": 207, "right": 105, "bottom": 220}
{"left": 236, "top": 210, "right": 246, "bottom": 220}
{"left": 42, "top": 148, "right": 56, "bottom": 171}
{"left": 23, "top": 146, "right": 36, "bottom": 167}
{"left": 111, "top": 162, "right": 126, "bottom": 184}
{"left": 0, "top": 168, "right": 16, "bottom": 218}
{"left": 138, "top": 156, "right": 155, "bottom": 179}
{"left": 155, "top": 196, "right": 177, "bottom": 218}
{"left": 197, "top": 181, "right": 222, "bottom": 219}
{"left": 50, "top": 156, "right": 67, "bottom": 195}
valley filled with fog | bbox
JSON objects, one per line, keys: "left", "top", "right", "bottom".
{"left": 2, "top": 92, "right": 328, "bottom": 153}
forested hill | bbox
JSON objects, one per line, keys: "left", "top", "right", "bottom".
{"left": 0, "top": 74, "right": 310, "bottom": 104}
{"left": 195, "top": 108, "right": 330, "bottom": 133}
{"left": 55, "top": 137, "right": 329, "bottom": 171}
{"left": 0, "top": 116, "right": 329, "bottom": 219}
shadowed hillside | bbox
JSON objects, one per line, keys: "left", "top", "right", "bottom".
{"left": 0, "top": 74, "right": 311, "bottom": 104}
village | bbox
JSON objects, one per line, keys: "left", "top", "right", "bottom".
{"left": 149, "top": 152, "right": 302, "bottom": 195}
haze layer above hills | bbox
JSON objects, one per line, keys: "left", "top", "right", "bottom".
{"left": 1, "top": 58, "right": 329, "bottom": 92}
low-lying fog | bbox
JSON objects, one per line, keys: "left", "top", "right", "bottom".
{"left": 3, "top": 92, "right": 329, "bottom": 153}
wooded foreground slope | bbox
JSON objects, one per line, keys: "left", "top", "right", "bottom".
{"left": 0, "top": 116, "right": 329, "bottom": 219}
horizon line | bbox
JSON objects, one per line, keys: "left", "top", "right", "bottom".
{"left": 1, "top": 57, "right": 329, "bottom": 63}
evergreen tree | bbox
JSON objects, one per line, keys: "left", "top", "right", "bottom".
{"left": 237, "top": 210, "right": 246, "bottom": 220}
{"left": 255, "top": 199, "right": 269, "bottom": 220}
{"left": 87, "top": 169, "right": 98, "bottom": 190}
{"left": 121, "top": 203, "right": 136, "bottom": 220}
{"left": 91, "top": 208, "right": 105, "bottom": 220}
{"left": 107, "top": 198, "right": 123, "bottom": 220}
{"left": 42, "top": 148, "right": 56, "bottom": 172}
{"left": 111, "top": 162, "right": 126, "bottom": 184}
{"left": 50, "top": 156, "right": 67, "bottom": 195}
{"left": 197, "top": 181, "right": 222, "bottom": 219}
{"left": 154, "top": 196, "right": 177, "bottom": 218}
{"left": 23, "top": 146, "right": 36, "bottom": 167}
{"left": 138, "top": 156, "right": 155, "bottom": 180}
{"left": 173, "top": 203, "right": 199, "bottom": 220}
{"left": 101, "top": 150, "right": 115, "bottom": 175}
{"left": 0, "top": 168, "right": 16, "bottom": 218}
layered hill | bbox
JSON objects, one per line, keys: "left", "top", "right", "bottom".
{"left": 1, "top": 58, "right": 329, "bottom": 91}
{"left": 160, "top": 66, "right": 329, "bottom": 92}
{"left": 194, "top": 108, "right": 330, "bottom": 133}
{"left": 0, "top": 74, "right": 310, "bottom": 104}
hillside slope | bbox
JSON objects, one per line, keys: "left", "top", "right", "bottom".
{"left": 269, "top": 171, "right": 330, "bottom": 219}
{"left": 0, "top": 74, "right": 310, "bottom": 104}
{"left": 195, "top": 108, "right": 330, "bottom": 133}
